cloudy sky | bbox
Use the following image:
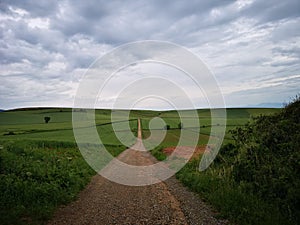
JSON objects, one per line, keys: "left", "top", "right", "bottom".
{"left": 1, "top": 0, "right": 300, "bottom": 110}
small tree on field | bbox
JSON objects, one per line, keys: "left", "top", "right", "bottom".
{"left": 44, "top": 116, "right": 51, "bottom": 123}
{"left": 164, "top": 124, "right": 170, "bottom": 130}
{"left": 178, "top": 122, "right": 183, "bottom": 129}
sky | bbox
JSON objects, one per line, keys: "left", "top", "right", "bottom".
{"left": 1, "top": 0, "right": 300, "bottom": 110}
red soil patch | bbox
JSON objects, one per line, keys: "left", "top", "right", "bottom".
{"left": 163, "top": 145, "right": 212, "bottom": 160}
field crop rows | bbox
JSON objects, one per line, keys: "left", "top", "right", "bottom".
{"left": 0, "top": 107, "right": 280, "bottom": 224}
{"left": 0, "top": 107, "right": 279, "bottom": 145}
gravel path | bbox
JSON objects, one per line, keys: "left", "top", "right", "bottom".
{"left": 48, "top": 119, "right": 228, "bottom": 225}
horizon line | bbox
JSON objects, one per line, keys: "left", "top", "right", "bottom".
{"left": 2, "top": 105, "right": 284, "bottom": 112}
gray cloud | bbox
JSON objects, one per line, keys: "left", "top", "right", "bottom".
{"left": 0, "top": 0, "right": 58, "bottom": 17}
{"left": 243, "top": 0, "right": 300, "bottom": 23}
{"left": 0, "top": 0, "right": 300, "bottom": 109}
{"left": 271, "top": 18, "right": 300, "bottom": 42}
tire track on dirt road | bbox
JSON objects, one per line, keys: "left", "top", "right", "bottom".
{"left": 48, "top": 119, "right": 227, "bottom": 225}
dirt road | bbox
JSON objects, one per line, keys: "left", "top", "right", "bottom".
{"left": 48, "top": 119, "right": 227, "bottom": 225}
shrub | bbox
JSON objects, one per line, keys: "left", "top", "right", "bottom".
{"left": 44, "top": 116, "right": 51, "bottom": 123}
{"left": 164, "top": 124, "right": 170, "bottom": 130}
{"left": 0, "top": 141, "right": 95, "bottom": 224}
{"left": 150, "top": 146, "right": 167, "bottom": 161}
{"left": 177, "top": 95, "right": 300, "bottom": 225}
{"left": 178, "top": 122, "right": 183, "bottom": 129}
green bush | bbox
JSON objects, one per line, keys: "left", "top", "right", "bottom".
{"left": 44, "top": 116, "right": 51, "bottom": 124}
{"left": 227, "top": 97, "right": 300, "bottom": 223}
{"left": 164, "top": 124, "right": 170, "bottom": 130}
{"left": 0, "top": 141, "right": 95, "bottom": 225}
{"left": 177, "top": 95, "right": 300, "bottom": 225}
{"left": 150, "top": 146, "right": 167, "bottom": 161}
{"left": 178, "top": 122, "right": 183, "bottom": 129}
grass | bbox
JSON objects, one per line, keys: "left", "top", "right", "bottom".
{"left": 174, "top": 100, "right": 300, "bottom": 225}
{"left": 0, "top": 108, "right": 138, "bottom": 146}
{"left": 139, "top": 108, "right": 280, "bottom": 148}
{"left": 0, "top": 140, "right": 95, "bottom": 225}
{"left": 0, "top": 108, "right": 136, "bottom": 224}
{"left": 176, "top": 158, "right": 288, "bottom": 225}
{"left": 149, "top": 146, "right": 280, "bottom": 224}
{"left": 0, "top": 107, "right": 282, "bottom": 224}
{"left": 152, "top": 146, "right": 289, "bottom": 225}
{"left": 0, "top": 107, "right": 279, "bottom": 144}
{"left": 150, "top": 146, "right": 167, "bottom": 161}
{"left": 0, "top": 139, "right": 127, "bottom": 225}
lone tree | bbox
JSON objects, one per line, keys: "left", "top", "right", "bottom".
{"left": 178, "top": 122, "right": 183, "bottom": 129}
{"left": 44, "top": 116, "right": 51, "bottom": 123}
{"left": 164, "top": 124, "right": 170, "bottom": 130}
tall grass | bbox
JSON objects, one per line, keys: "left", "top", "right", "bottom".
{"left": 0, "top": 140, "right": 126, "bottom": 225}
{"left": 176, "top": 96, "right": 300, "bottom": 225}
{"left": 176, "top": 158, "right": 286, "bottom": 225}
{"left": 150, "top": 146, "right": 166, "bottom": 161}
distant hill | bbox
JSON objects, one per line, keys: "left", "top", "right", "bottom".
{"left": 247, "top": 102, "right": 284, "bottom": 108}
{"left": 6, "top": 107, "right": 68, "bottom": 112}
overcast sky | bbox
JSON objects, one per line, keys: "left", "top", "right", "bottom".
{"left": 1, "top": 0, "right": 300, "bottom": 110}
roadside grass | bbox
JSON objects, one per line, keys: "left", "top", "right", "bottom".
{"left": 0, "top": 108, "right": 134, "bottom": 225}
{"left": 147, "top": 106, "right": 298, "bottom": 225}
{"left": 176, "top": 158, "right": 286, "bottom": 225}
{"left": 150, "top": 146, "right": 166, "bottom": 161}
{"left": 0, "top": 140, "right": 127, "bottom": 225}
{"left": 0, "top": 140, "right": 95, "bottom": 225}
{"left": 175, "top": 101, "right": 299, "bottom": 225}
{"left": 150, "top": 147, "right": 289, "bottom": 225}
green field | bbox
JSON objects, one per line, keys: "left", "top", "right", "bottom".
{"left": 139, "top": 108, "right": 280, "bottom": 148}
{"left": 0, "top": 107, "right": 280, "bottom": 224}
{"left": 0, "top": 108, "right": 138, "bottom": 145}
{"left": 0, "top": 107, "right": 279, "bottom": 146}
